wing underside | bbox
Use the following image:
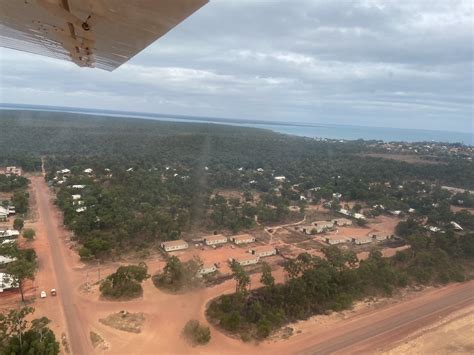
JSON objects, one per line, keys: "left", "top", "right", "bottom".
{"left": 0, "top": 0, "right": 208, "bottom": 71}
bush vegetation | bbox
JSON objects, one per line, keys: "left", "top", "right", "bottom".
{"left": 152, "top": 256, "right": 202, "bottom": 292}
{"left": 207, "top": 230, "right": 474, "bottom": 340}
{"left": 100, "top": 263, "right": 150, "bottom": 300}
{"left": 0, "top": 307, "right": 59, "bottom": 354}
{"left": 182, "top": 319, "right": 211, "bottom": 346}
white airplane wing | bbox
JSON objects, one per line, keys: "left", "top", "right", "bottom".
{"left": 0, "top": 0, "right": 208, "bottom": 71}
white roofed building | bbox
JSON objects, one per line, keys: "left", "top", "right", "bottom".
{"left": 161, "top": 240, "right": 188, "bottom": 252}
{"left": 204, "top": 234, "right": 227, "bottom": 246}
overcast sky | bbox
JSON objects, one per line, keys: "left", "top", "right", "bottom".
{"left": 0, "top": 0, "right": 473, "bottom": 132}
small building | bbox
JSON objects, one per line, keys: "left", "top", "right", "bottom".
{"left": 389, "top": 210, "right": 402, "bottom": 216}
{"left": 83, "top": 168, "right": 93, "bottom": 174}
{"left": 0, "top": 255, "right": 17, "bottom": 266}
{"left": 339, "top": 208, "right": 351, "bottom": 217}
{"left": 230, "top": 234, "right": 256, "bottom": 245}
{"left": 204, "top": 234, "right": 227, "bottom": 246}
{"left": 450, "top": 221, "right": 463, "bottom": 231}
{"left": 353, "top": 213, "right": 366, "bottom": 220}
{"left": 1, "top": 230, "right": 20, "bottom": 239}
{"left": 5, "top": 166, "right": 22, "bottom": 176}
{"left": 72, "top": 194, "right": 81, "bottom": 200}
{"left": 76, "top": 207, "right": 87, "bottom": 213}
{"left": 325, "top": 237, "right": 346, "bottom": 245}
{"left": 198, "top": 264, "right": 217, "bottom": 276}
{"left": 161, "top": 240, "right": 188, "bottom": 252}
{"left": 58, "top": 168, "right": 71, "bottom": 174}
{"left": 313, "top": 221, "right": 334, "bottom": 233}
{"left": 331, "top": 218, "right": 352, "bottom": 226}
{"left": 231, "top": 255, "right": 260, "bottom": 266}
{"left": 408, "top": 208, "right": 415, "bottom": 213}
{"left": 250, "top": 245, "right": 277, "bottom": 258}
{"left": 332, "top": 192, "right": 342, "bottom": 199}
{"left": 8, "top": 206, "right": 15, "bottom": 215}
{"left": 0, "top": 207, "right": 8, "bottom": 222}
{"left": 370, "top": 233, "right": 391, "bottom": 241}
{"left": 352, "top": 237, "right": 372, "bottom": 245}
{"left": 0, "top": 273, "right": 17, "bottom": 293}
{"left": 274, "top": 176, "right": 286, "bottom": 182}
{"left": 72, "top": 185, "right": 86, "bottom": 189}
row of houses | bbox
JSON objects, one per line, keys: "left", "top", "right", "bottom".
{"left": 325, "top": 233, "right": 392, "bottom": 245}
{"left": 298, "top": 218, "right": 353, "bottom": 235}
{"left": 160, "top": 233, "right": 259, "bottom": 252}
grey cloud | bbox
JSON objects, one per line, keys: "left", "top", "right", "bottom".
{"left": 0, "top": 0, "right": 472, "bottom": 132}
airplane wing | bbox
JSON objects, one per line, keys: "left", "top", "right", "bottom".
{"left": 0, "top": 0, "right": 208, "bottom": 71}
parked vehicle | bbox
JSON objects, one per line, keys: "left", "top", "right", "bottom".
{"left": 51, "top": 288, "right": 57, "bottom": 296}
{"left": 40, "top": 290, "right": 46, "bottom": 298}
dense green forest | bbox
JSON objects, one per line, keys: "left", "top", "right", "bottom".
{"left": 207, "top": 229, "right": 474, "bottom": 340}
{"left": 1, "top": 110, "right": 473, "bottom": 257}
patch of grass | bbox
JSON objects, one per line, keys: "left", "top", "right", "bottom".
{"left": 99, "top": 311, "right": 145, "bottom": 333}
{"left": 89, "top": 331, "right": 104, "bottom": 348}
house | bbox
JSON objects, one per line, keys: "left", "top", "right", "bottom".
{"left": 256, "top": 168, "right": 264, "bottom": 172}
{"left": 313, "top": 221, "right": 334, "bottom": 233}
{"left": 369, "top": 233, "right": 391, "bottom": 241}
{"left": 76, "top": 207, "right": 87, "bottom": 213}
{"left": 353, "top": 213, "right": 366, "bottom": 220}
{"left": 72, "top": 185, "right": 86, "bottom": 189}
{"left": 83, "top": 168, "right": 93, "bottom": 174}
{"left": 352, "top": 237, "right": 372, "bottom": 245}
{"left": 450, "top": 221, "right": 463, "bottom": 231}
{"left": 204, "top": 234, "right": 227, "bottom": 246}
{"left": 300, "top": 225, "right": 317, "bottom": 235}
{"left": 0, "top": 273, "right": 17, "bottom": 293}
{"left": 198, "top": 264, "right": 217, "bottom": 276}
{"left": 331, "top": 218, "right": 352, "bottom": 226}
{"left": 325, "top": 237, "right": 346, "bottom": 245}
{"left": 0, "top": 207, "right": 8, "bottom": 222}
{"left": 389, "top": 210, "right": 402, "bottom": 216}
{"left": 58, "top": 169, "right": 71, "bottom": 174}
{"left": 426, "top": 226, "right": 441, "bottom": 233}
{"left": 250, "top": 245, "right": 277, "bottom": 258}
{"left": 161, "top": 240, "right": 188, "bottom": 252}
{"left": 0, "top": 255, "right": 17, "bottom": 266}
{"left": 2, "top": 230, "right": 20, "bottom": 239}
{"left": 231, "top": 255, "right": 260, "bottom": 266}
{"left": 5, "top": 166, "right": 22, "bottom": 176}
{"left": 408, "top": 208, "right": 415, "bottom": 213}
{"left": 8, "top": 206, "right": 15, "bottom": 215}
{"left": 274, "top": 176, "right": 286, "bottom": 182}
{"left": 72, "top": 194, "right": 81, "bottom": 200}
{"left": 332, "top": 192, "right": 342, "bottom": 199}
{"left": 230, "top": 234, "right": 255, "bottom": 245}
{"left": 339, "top": 208, "right": 352, "bottom": 217}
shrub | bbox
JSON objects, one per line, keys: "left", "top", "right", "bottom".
{"left": 22, "top": 228, "right": 36, "bottom": 240}
{"left": 13, "top": 218, "right": 24, "bottom": 230}
{"left": 100, "top": 263, "right": 150, "bottom": 300}
{"left": 182, "top": 320, "right": 211, "bottom": 346}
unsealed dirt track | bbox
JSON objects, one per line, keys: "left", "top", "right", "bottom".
{"left": 31, "top": 176, "right": 93, "bottom": 354}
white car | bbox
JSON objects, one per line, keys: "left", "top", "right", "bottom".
{"left": 40, "top": 290, "right": 47, "bottom": 299}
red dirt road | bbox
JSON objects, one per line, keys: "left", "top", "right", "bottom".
{"left": 267, "top": 281, "right": 474, "bottom": 354}
{"left": 31, "top": 176, "right": 93, "bottom": 355}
